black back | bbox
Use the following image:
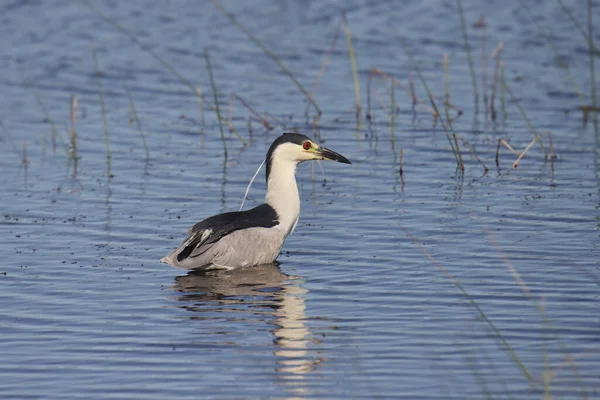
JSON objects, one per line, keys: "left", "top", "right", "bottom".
{"left": 177, "top": 203, "right": 279, "bottom": 262}
{"left": 265, "top": 133, "right": 311, "bottom": 183}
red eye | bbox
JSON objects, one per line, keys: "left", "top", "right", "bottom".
{"left": 302, "top": 141, "right": 312, "bottom": 150}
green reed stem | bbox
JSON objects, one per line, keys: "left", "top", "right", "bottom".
{"left": 93, "top": 49, "right": 111, "bottom": 177}
{"left": 443, "top": 54, "right": 456, "bottom": 135}
{"left": 500, "top": 63, "right": 507, "bottom": 122}
{"left": 504, "top": 82, "right": 547, "bottom": 158}
{"left": 209, "top": 0, "right": 321, "bottom": 114}
{"left": 205, "top": 48, "right": 227, "bottom": 158}
{"left": 70, "top": 95, "right": 78, "bottom": 176}
{"left": 124, "top": 86, "right": 149, "bottom": 159}
{"left": 453, "top": 133, "right": 464, "bottom": 171}
{"left": 343, "top": 14, "right": 362, "bottom": 123}
{"left": 391, "top": 78, "right": 395, "bottom": 144}
{"left": 457, "top": 0, "right": 479, "bottom": 108}
{"left": 588, "top": 0, "right": 597, "bottom": 124}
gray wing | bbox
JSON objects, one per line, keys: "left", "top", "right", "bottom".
{"left": 175, "top": 204, "right": 279, "bottom": 263}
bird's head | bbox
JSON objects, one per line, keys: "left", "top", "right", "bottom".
{"left": 266, "top": 133, "right": 351, "bottom": 180}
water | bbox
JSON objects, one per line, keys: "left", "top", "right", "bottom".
{"left": 1, "top": 0, "right": 599, "bottom": 398}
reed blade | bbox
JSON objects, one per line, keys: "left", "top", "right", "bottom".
{"left": 205, "top": 48, "right": 228, "bottom": 158}
{"left": 209, "top": 0, "right": 321, "bottom": 114}
{"left": 457, "top": 0, "right": 479, "bottom": 109}
{"left": 93, "top": 49, "right": 111, "bottom": 178}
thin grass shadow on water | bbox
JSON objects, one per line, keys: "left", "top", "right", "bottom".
{"left": 171, "top": 263, "right": 323, "bottom": 398}
{"left": 400, "top": 225, "right": 532, "bottom": 382}
{"left": 484, "top": 227, "right": 589, "bottom": 398}
{"left": 402, "top": 219, "right": 596, "bottom": 398}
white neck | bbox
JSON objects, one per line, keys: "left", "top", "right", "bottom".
{"left": 265, "top": 157, "right": 300, "bottom": 237}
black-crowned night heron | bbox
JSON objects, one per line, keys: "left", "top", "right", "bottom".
{"left": 161, "top": 133, "right": 351, "bottom": 270}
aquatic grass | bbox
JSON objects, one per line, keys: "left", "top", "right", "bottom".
{"left": 390, "top": 77, "right": 395, "bottom": 143}
{"left": 443, "top": 54, "right": 450, "bottom": 118}
{"left": 490, "top": 42, "right": 504, "bottom": 121}
{"left": 342, "top": 13, "right": 362, "bottom": 125}
{"left": 588, "top": 0, "right": 597, "bottom": 126}
{"left": 512, "top": 131, "right": 554, "bottom": 169}
{"left": 495, "top": 138, "right": 519, "bottom": 167}
{"left": 462, "top": 342, "right": 492, "bottom": 400}
{"left": 264, "top": 112, "right": 286, "bottom": 129}
{"left": 542, "top": 301, "right": 552, "bottom": 400}
{"left": 453, "top": 134, "right": 464, "bottom": 172}
{"left": 41, "top": 134, "right": 46, "bottom": 163}
{"left": 475, "top": 16, "right": 488, "bottom": 120}
{"left": 82, "top": 0, "right": 240, "bottom": 136}
{"left": 408, "top": 72, "right": 417, "bottom": 121}
{"left": 455, "top": 134, "right": 488, "bottom": 173}
{"left": 196, "top": 86, "right": 206, "bottom": 132}
{"left": 504, "top": 82, "right": 547, "bottom": 158}
{"left": 457, "top": 0, "right": 479, "bottom": 109}
{"left": 23, "top": 140, "right": 30, "bottom": 173}
{"left": 312, "top": 113, "right": 322, "bottom": 142}
{"left": 519, "top": 0, "right": 586, "bottom": 108}
{"left": 69, "top": 95, "right": 79, "bottom": 178}
{"left": 495, "top": 133, "right": 553, "bottom": 169}
{"left": 235, "top": 94, "right": 274, "bottom": 131}
{"left": 205, "top": 48, "right": 228, "bottom": 158}
{"left": 368, "top": 67, "right": 462, "bottom": 120}
{"left": 511, "top": 136, "right": 540, "bottom": 169}
{"left": 400, "top": 227, "right": 533, "bottom": 382}
{"left": 399, "top": 147, "right": 404, "bottom": 176}
{"left": 442, "top": 54, "right": 459, "bottom": 144}
{"left": 373, "top": 87, "right": 392, "bottom": 116}
{"left": 19, "top": 69, "right": 68, "bottom": 156}
{"left": 331, "top": 106, "right": 360, "bottom": 124}
{"left": 486, "top": 229, "right": 588, "bottom": 398}
{"left": 247, "top": 117, "right": 253, "bottom": 140}
{"left": 500, "top": 62, "right": 507, "bottom": 123}
{"left": 209, "top": 0, "right": 321, "bottom": 115}
{"left": 124, "top": 86, "right": 149, "bottom": 159}
{"left": 228, "top": 93, "right": 235, "bottom": 132}
{"left": 92, "top": 49, "right": 111, "bottom": 177}
{"left": 305, "top": 20, "right": 343, "bottom": 118}
{"left": 399, "top": 40, "right": 460, "bottom": 166}
{"left": 556, "top": 0, "right": 600, "bottom": 57}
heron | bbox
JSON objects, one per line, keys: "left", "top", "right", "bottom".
{"left": 161, "top": 133, "right": 352, "bottom": 270}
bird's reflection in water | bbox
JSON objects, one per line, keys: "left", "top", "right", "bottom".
{"left": 172, "top": 263, "right": 323, "bottom": 399}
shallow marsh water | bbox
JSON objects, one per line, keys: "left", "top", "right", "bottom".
{"left": 0, "top": 0, "right": 599, "bottom": 399}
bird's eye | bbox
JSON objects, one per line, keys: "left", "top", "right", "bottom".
{"left": 302, "top": 141, "right": 312, "bottom": 150}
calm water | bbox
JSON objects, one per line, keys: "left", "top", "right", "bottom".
{"left": 1, "top": 0, "right": 599, "bottom": 399}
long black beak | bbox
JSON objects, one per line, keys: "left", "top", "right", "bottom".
{"left": 319, "top": 147, "right": 352, "bottom": 164}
